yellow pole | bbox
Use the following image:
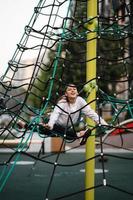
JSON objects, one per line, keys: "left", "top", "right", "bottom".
{"left": 85, "top": 0, "right": 97, "bottom": 200}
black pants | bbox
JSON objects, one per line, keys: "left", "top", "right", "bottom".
{"left": 39, "top": 124, "right": 77, "bottom": 140}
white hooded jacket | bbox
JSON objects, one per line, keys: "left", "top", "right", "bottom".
{"left": 48, "top": 96, "right": 107, "bottom": 130}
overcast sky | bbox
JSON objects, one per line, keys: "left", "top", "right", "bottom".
{"left": 0, "top": 0, "right": 38, "bottom": 76}
{"left": 0, "top": 0, "right": 69, "bottom": 76}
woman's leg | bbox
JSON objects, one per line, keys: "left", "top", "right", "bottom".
{"left": 53, "top": 124, "right": 77, "bottom": 140}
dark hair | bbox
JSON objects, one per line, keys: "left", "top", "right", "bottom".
{"left": 65, "top": 83, "right": 77, "bottom": 91}
{"left": 57, "top": 95, "right": 67, "bottom": 103}
{"left": 57, "top": 84, "right": 78, "bottom": 103}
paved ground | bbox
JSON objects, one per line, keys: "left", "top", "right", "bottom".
{"left": 0, "top": 150, "right": 133, "bottom": 200}
{"left": 0, "top": 131, "right": 133, "bottom": 200}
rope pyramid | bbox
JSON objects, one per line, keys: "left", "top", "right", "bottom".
{"left": 0, "top": 0, "right": 133, "bottom": 199}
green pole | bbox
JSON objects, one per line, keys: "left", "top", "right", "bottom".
{"left": 85, "top": 0, "right": 97, "bottom": 200}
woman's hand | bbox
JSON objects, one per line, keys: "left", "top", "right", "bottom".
{"left": 39, "top": 123, "right": 51, "bottom": 130}
{"left": 43, "top": 123, "right": 51, "bottom": 129}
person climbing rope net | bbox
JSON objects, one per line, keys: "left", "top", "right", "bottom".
{"left": 40, "top": 84, "right": 108, "bottom": 144}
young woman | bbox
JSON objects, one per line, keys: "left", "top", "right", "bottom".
{"left": 41, "top": 84, "right": 108, "bottom": 142}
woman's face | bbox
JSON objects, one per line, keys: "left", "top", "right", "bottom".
{"left": 65, "top": 85, "right": 78, "bottom": 100}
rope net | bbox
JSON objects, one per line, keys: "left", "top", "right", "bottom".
{"left": 0, "top": 0, "right": 133, "bottom": 199}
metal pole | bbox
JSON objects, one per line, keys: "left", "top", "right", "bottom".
{"left": 85, "top": 0, "right": 97, "bottom": 200}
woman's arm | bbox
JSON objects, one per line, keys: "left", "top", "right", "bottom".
{"left": 47, "top": 102, "right": 64, "bottom": 129}
{"left": 79, "top": 97, "right": 108, "bottom": 125}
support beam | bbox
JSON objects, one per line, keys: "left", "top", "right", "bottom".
{"left": 85, "top": 1, "right": 97, "bottom": 200}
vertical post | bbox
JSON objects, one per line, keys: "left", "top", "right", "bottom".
{"left": 85, "top": 1, "right": 97, "bottom": 200}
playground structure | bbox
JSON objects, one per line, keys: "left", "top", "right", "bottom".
{"left": 0, "top": 0, "right": 133, "bottom": 199}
